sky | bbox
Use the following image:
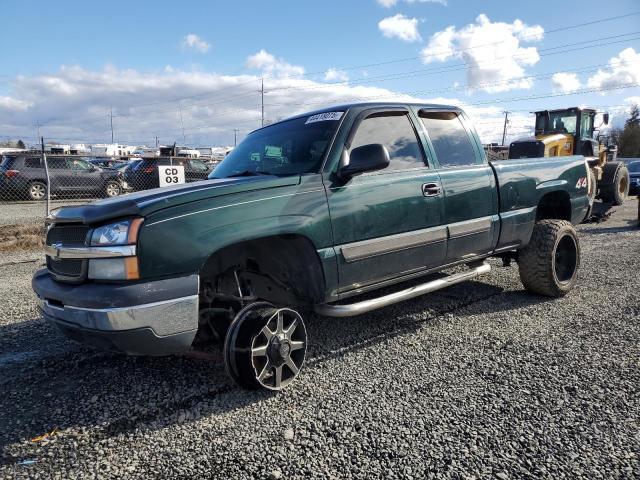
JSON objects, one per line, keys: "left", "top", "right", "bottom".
{"left": 0, "top": 0, "right": 639, "bottom": 147}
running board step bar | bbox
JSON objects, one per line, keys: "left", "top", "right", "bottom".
{"left": 315, "top": 262, "right": 491, "bottom": 318}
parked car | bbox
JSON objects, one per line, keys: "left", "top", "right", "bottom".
{"left": 0, "top": 154, "right": 125, "bottom": 200}
{"left": 33, "top": 102, "right": 590, "bottom": 391}
{"left": 628, "top": 160, "right": 640, "bottom": 195}
{"left": 123, "top": 157, "right": 211, "bottom": 190}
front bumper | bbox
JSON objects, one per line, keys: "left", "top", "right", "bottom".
{"left": 32, "top": 269, "right": 199, "bottom": 355}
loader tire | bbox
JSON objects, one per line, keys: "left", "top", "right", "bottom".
{"left": 600, "top": 163, "right": 629, "bottom": 206}
{"left": 518, "top": 220, "right": 580, "bottom": 297}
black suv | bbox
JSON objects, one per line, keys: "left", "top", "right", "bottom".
{"left": 0, "top": 155, "right": 125, "bottom": 200}
{"left": 123, "top": 157, "right": 211, "bottom": 191}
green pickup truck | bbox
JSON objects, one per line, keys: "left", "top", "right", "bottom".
{"left": 33, "top": 103, "right": 590, "bottom": 390}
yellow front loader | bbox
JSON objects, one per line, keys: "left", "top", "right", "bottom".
{"left": 509, "top": 107, "right": 630, "bottom": 211}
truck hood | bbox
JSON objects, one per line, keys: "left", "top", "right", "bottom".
{"left": 48, "top": 175, "right": 301, "bottom": 225}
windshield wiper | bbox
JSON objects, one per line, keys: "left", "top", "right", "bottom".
{"left": 226, "top": 170, "right": 272, "bottom": 177}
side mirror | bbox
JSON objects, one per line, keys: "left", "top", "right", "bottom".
{"left": 339, "top": 143, "right": 390, "bottom": 179}
{"left": 603, "top": 113, "right": 609, "bottom": 125}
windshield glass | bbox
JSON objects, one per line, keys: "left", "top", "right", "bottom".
{"left": 547, "top": 112, "right": 577, "bottom": 135}
{"left": 210, "top": 113, "right": 343, "bottom": 178}
{"left": 628, "top": 161, "right": 640, "bottom": 173}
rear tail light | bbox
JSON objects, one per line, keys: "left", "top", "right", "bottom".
{"left": 142, "top": 166, "right": 155, "bottom": 173}
{"left": 4, "top": 170, "right": 20, "bottom": 178}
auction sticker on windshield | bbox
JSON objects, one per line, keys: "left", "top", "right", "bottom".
{"left": 159, "top": 165, "right": 185, "bottom": 187}
{"left": 305, "top": 112, "right": 343, "bottom": 124}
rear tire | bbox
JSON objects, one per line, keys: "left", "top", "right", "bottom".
{"left": 28, "top": 181, "right": 47, "bottom": 201}
{"left": 105, "top": 181, "right": 122, "bottom": 198}
{"left": 518, "top": 220, "right": 580, "bottom": 297}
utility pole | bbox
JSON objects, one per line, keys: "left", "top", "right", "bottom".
{"left": 36, "top": 120, "right": 41, "bottom": 140}
{"left": 178, "top": 101, "right": 186, "bottom": 144}
{"left": 260, "top": 77, "right": 265, "bottom": 127}
{"left": 233, "top": 129, "right": 240, "bottom": 146}
{"left": 110, "top": 109, "right": 114, "bottom": 144}
{"left": 501, "top": 111, "right": 509, "bottom": 146}
{"left": 155, "top": 136, "right": 159, "bottom": 147}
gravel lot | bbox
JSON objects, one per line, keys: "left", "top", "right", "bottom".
{"left": 0, "top": 200, "right": 638, "bottom": 479}
{"left": 0, "top": 199, "right": 96, "bottom": 226}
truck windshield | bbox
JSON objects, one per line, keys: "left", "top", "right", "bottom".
{"left": 210, "top": 113, "right": 343, "bottom": 178}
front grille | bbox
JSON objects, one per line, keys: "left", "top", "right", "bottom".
{"left": 47, "top": 257, "right": 84, "bottom": 277}
{"left": 46, "top": 224, "right": 90, "bottom": 281}
{"left": 46, "top": 225, "right": 90, "bottom": 245}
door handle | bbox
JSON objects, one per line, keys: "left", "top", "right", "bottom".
{"left": 422, "top": 183, "right": 441, "bottom": 197}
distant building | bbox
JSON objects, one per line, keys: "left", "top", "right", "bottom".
{"left": 211, "top": 146, "right": 233, "bottom": 161}
{"left": 136, "top": 147, "right": 159, "bottom": 157}
{"left": 44, "top": 143, "right": 70, "bottom": 154}
{"left": 196, "top": 147, "right": 213, "bottom": 158}
{"left": 91, "top": 143, "right": 139, "bottom": 157}
{"left": 158, "top": 145, "right": 200, "bottom": 158}
{"left": 0, "top": 147, "right": 29, "bottom": 155}
{"left": 70, "top": 144, "right": 91, "bottom": 155}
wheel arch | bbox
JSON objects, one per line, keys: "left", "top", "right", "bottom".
{"left": 199, "top": 233, "right": 327, "bottom": 306}
{"left": 535, "top": 190, "right": 572, "bottom": 222}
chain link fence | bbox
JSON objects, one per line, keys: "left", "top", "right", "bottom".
{"left": 0, "top": 151, "right": 218, "bottom": 232}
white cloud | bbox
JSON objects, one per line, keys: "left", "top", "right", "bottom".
{"left": 324, "top": 68, "right": 349, "bottom": 82}
{"left": 245, "top": 49, "right": 305, "bottom": 77}
{"left": 0, "top": 61, "right": 522, "bottom": 146}
{"left": 378, "top": 14, "right": 422, "bottom": 43}
{"left": 551, "top": 72, "right": 581, "bottom": 93}
{"left": 377, "top": 0, "right": 447, "bottom": 7}
{"left": 181, "top": 34, "right": 210, "bottom": 54}
{"left": 421, "top": 14, "right": 544, "bottom": 92}
{"left": 587, "top": 48, "right": 640, "bottom": 91}
{"left": 0, "top": 95, "right": 32, "bottom": 111}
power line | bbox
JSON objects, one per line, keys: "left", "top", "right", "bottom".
{"left": 33, "top": 31, "right": 640, "bottom": 132}
{"left": 23, "top": 14, "right": 640, "bottom": 127}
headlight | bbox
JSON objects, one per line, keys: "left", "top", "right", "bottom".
{"left": 91, "top": 218, "right": 143, "bottom": 246}
{"left": 89, "top": 218, "right": 143, "bottom": 280}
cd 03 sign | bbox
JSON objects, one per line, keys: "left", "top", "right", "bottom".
{"left": 159, "top": 165, "right": 185, "bottom": 187}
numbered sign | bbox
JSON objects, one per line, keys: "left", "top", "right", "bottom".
{"left": 159, "top": 165, "right": 185, "bottom": 187}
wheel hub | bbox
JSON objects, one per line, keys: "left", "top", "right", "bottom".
{"left": 224, "top": 304, "right": 308, "bottom": 391}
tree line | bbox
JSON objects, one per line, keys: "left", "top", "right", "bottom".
{"left": 610, "top": 105, "right": 640, "bottom": 158}
{"left": 0, "top": 139, "right": 26, "bottom": 149}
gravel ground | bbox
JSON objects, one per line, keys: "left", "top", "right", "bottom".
{"left": 0, "top": 199, "right": 95, "bottom": 226}
{"left": 0, "top": 200, "right": 638, "bottom": 479}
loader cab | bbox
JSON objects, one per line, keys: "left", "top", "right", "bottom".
{"left": 533, "top": 107, "right": 600, "bottom": 157}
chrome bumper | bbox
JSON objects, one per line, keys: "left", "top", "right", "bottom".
{"left": 33, "top": 269, "right": 199, "bottom": 355}
{"left": 37, "top": 294, "right": 199, "bottom": 336}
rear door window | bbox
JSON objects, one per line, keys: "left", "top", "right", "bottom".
{"left": 350, "top": 112, "right": 426, "bottom": 171}
{"left": 67, "top": 158, "right": 93, "bottom": 171}
{"left": 47, "top": 158, "right": 67, "bottom": 169}
{"left": 24, "top": 157, "right": 43, "bottom": 169}
{"left": 419, "top": 111, "right": 479, "bottom": 168}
